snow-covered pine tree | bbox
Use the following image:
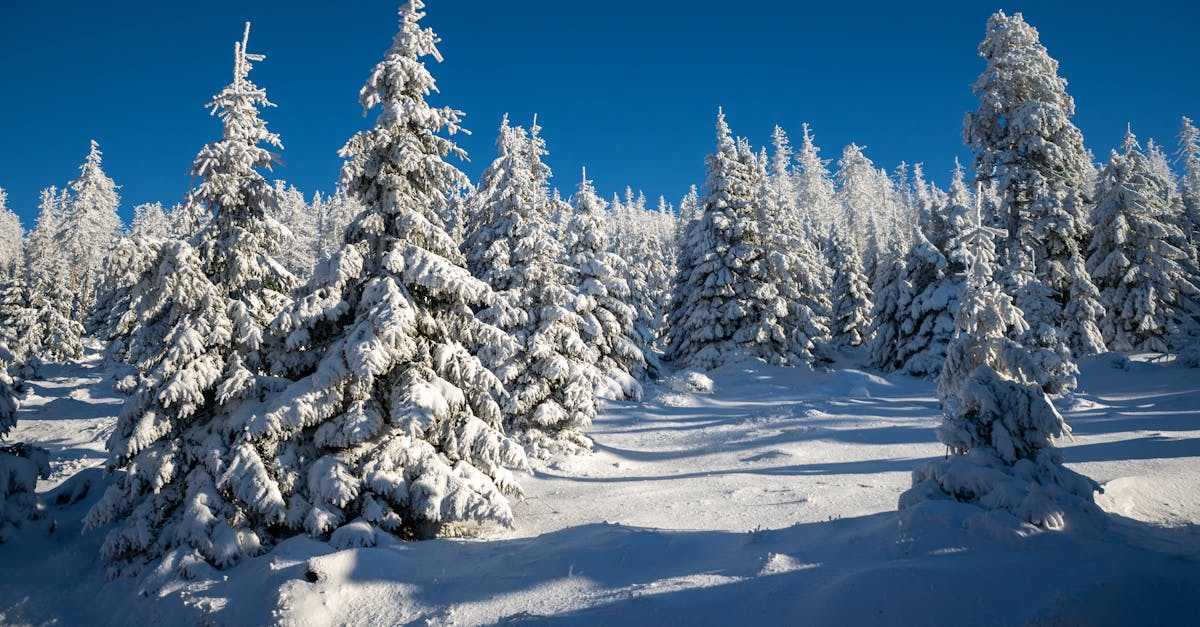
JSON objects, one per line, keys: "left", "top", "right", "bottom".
{"left": 91, "top": 202, "right": 174, "bottom": 346}
{"left": 258, "top": 2, "right": 526, "bottom": 545}
{"left": 866, "top": 243, "right": 909, "bottom": 370}
{"left": 0, "top": 343, "right": 50, "bottom": 542}
{"left": 1087, "top": 130, "right": 1200, "bottom": 353}
{"left": 466, "top": 117, "right": 599, "bottom": 456}
{"left": 900, "top": 197, "right": 1097, "bottom": 529}
{"left": 546, "top": 187, "right": 574, "bottom": 248}
{"left": 678, "top": 185, "right": 700, "bottom": 231}
{"left": 0, "top": 276, "right": 39, "bottom": 370}
{"left": 26, "top": 276, "right": 84, "bottom": 367}
{"left": 85, "top": 23, "right": 298, "bottom": 573}
{"left": 760, "top": 130, "right": 830, "bottom": 362}
{"left": 0, "top": 189, "right": 22, "bottom": 281}
{"left": 794, "top": 123, "right": 839, "bottom": 242}
{"left": 672, "top": 187, "right": 701, "bottom": 289}
{"left": 58, "top": 140, "right": 123, "bottom": 321}
{"left": 86, "top": 235, "right": 164, "bottom": 349}
{"left": 618, "top": 194, "right": 674, "bottom": 372}
{"left": 565, "top": 170, "right": 645, "bottom": 400}
{"left": 272, "top": 181, "right": 318, "bottom": 279}
{"left": 1178, "top": 117, "right": 1200, "bottom": 257}
{"left": 313, "top": 188, "right": 363, "bottom": 264}
{"left": 169, "top": 192, "right": 211, "bottom": 240}
{"left": 24, "top": 187, "right": 69, "bottom": 291}
{"left": 130, "top": 202, "right": 173, "bottom": 242}
{"left": 826, "top": 233, "right": 873, "bottom": 349}
{"left": 462, "top": 115, "right": 542, "bottom": 287}
{"left": 889, "top": 222, "right": 958, "bottom": 377}
{"left": 669, "top": 185, "right": 704, "bottom": 355}
{"left": 836, "top": 143, "right": 885, "bottom": 269}
{"left": 964, "top": 11, "right": 1102, "bottom": 388}
{"left": 668, "top": 110, "right": 794, "bottom": 369}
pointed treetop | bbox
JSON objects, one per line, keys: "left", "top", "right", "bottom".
{"left": 83, "top": 139, "right": 103, "bottom": 170}
{"left": 233, "top": 22, "right": 265, "bottom": 91}
{"left": 1121, "top": 126, "right": 1140, "bottom": 154}
{"left": 395, "top": 0, "right": 441, "bottom": 62}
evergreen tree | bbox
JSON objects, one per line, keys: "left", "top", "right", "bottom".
{"left": 25, "top": 187, "right": 69, "bottom": 290}
{"left": 794, "top": 123, "right": 839, "bottom": 241}
{"left": 0, "top": 189, "right": 22, "bottom": 281}
{"left": 890, "top": 224, "right": 958, "bottom": 376}
{"left": 900, "top": 200, "right": 1097, "bottom": 529}
{"left": 86, "top": 23, "right": 298, "bottom": 573}
{"left": 566, "top": 170, "right": 645, "bottom": 400}
{"left": 0, "top": 343, "right": 50, "bottom": 542}
{"left": 614, "top": 192, "right": 674, "bottom": 372}
{"left": 866, "top": 244, "right": 908, "bottom": 370}
{"left": 26, "top": 277, "right": 85, "bottom": 366}
{"left": 259, "top": 3, "right": 526, "bottom": 545}
{"left": 467, "top": 118, "right": 599, "bottom": 456}
{"left": 964, "top": 11, "right": 1101, "bottom": 389}
{"left": 836, "top": 143, "right": 885, "bottom": 268}
{"left": 1176, "top": 117, "right": 1200, "bottom": 266}
{"left": 86, "top": 235, "right": 163, "bottom": 349}
{"left": 272, "top": 181, "right": 319, "bottom": 279}
{"left": 59, "top": 140, "right": 122, "bottom": 320}
{"left": 827, "top": 233, "right": 873, "bottom": 349}
{"left": 0, "top": 276, "right": 39, "bottom": 370}
{"left": 1087, "top": 130, "right": 1200, "bottom": 353}
{"left": 169, "top": 192, "right": 211, "bottom": 240}
{"left": 760, "top": 131, "right": 830, "bottom": 362}
{"left": 669, "top": 110, "right": 795, "bottom": 369}
{"left": 313, "top": 188, "right": 363, "bottom": 264}
{"left": 130, "top": 202, "right": 173, "bottom": 242}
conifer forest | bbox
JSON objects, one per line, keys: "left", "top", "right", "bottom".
{"left": 0, "top": 3, "right": 1197, "bottom": 624}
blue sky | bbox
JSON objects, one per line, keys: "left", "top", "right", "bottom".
{"left": 1, "top": 1, "right": 1197, "bottom": 225}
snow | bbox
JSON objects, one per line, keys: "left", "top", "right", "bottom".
{"left": 0, "top": 349, "right": 1197, "bottom": 624}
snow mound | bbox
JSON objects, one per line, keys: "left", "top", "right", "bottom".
{"left": 1097, "top": 474, "right": 1200, "bottom": 528}
{"left": 666, "top": 370, "right": 714, "bottom": 394}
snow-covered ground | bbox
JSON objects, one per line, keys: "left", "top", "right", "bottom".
{"left": 1, "top": 351, "right": 1198, "bottom": 625}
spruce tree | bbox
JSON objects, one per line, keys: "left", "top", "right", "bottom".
{"left": 0, "top": 343, "right": 50, "bottom": 542}
{"left": 837, "top": 143, "right": 885, "bottom": 269}
{"left": 669, "top": 110, "right": 794, "bottom": 369}
{"left": 59, "top": 140, "right": 122, "bottom": 320}
{"left": 466, "top": 118, "right": 599, "bottom": 456}
{"left": 867, "top": 244, "right": 908, "bottom": 370}
{"left": 0, "top": 189, "right": 21, "bottom": 281}
{"left": 272, "top": 181, "right": 319, "bottom": 279}
{"left": 130, "top": 202, "right": 173, "bottom": 242}
{"left": 0, "top": 276, "right": 39, "bottom": 371}
{"left": 900, "top": 201, "right": 1097, "bottom": 529}
{"left": 794, "top": 123, "right": 839, "bottom": 241}
{"left": 964, "top": 11, "right": 1102, "bottom": 389}
{"left": 763, "top": 127, "right": 832, "bottom": 362}
{"left": 86, "top": 235, "right": 163, "bottom": 350}
{"left": 86, "top": 23, "right": 298, "bottom": 573}
{"left": 25, "top": 187, "right": 69, "bottom": 291}
{"left": 827, "top": 233, "right": 873, "bottom": 349}
{"left": 1178, "top": 117, "right": 1200, "bottom": 261}
{"left": 259, "top": 2, "right": 526, "bottom": 544}
{"left": 313, "top": 188, "right": 362, "bottom": 264}
{"left": 566, "top": 171, "right": 645, "bottom": 400}
{"left": 1087, "top": 130, "right": 1200, "bottom": 353}
{"left": 891, "top": 224, "right": 958, "bottom": 376}
{"left": 622, "top": 196, "right": 674, "bottom": 371}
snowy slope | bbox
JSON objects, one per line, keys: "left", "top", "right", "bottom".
{"left": 1, "top": 351, "right": 1197, "bottom": 625}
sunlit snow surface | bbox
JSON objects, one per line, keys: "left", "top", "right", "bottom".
{"left": 1, "top": 350, "right": 1197, "bottom": 625}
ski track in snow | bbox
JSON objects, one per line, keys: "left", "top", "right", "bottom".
{"left": 1, "top": 351, "right": 1198, "bottom": 625}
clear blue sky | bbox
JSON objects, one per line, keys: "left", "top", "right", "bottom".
{"left": 1, "top": 1, "right": 1197, "bottom": 226}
